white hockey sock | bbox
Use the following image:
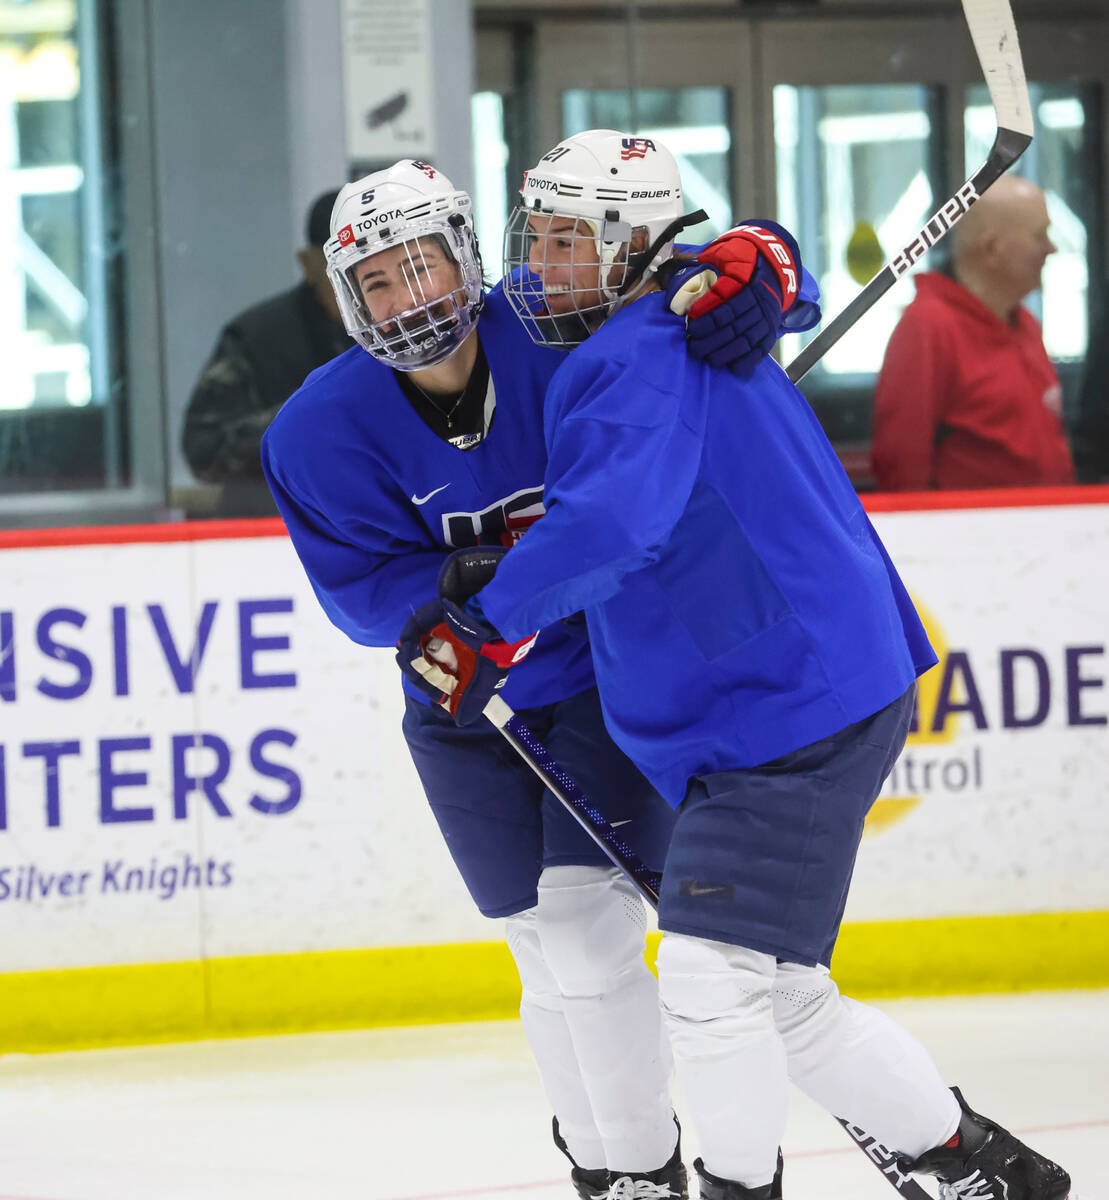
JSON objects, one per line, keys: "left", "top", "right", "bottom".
{"left": 657, "top": 933, "right": 787, "bottom": 1188}
{"left": 772, "top": 960, "right": 961, "bottom": 1159}
{"left": 506, "top": 907, "right": 605, "bottom": 1170}
{"left": 535, "top": 866, "right": 678, "bottom": 1174}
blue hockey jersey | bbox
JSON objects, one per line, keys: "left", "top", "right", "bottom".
{"left": 479, "top": 292, "right": 937, "bottom": 806}
{"left": 261, "top": 285, "right": 596, "bottom": 710}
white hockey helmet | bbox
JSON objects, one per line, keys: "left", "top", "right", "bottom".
{"left": 324, "top": 160, "right": 484, "bottom": 370}
{"left": 503, "top": 129, "right": 702, "bottom": 348}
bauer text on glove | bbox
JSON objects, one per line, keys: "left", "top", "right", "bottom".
{"left": 669, "top": 220, "right": 808, "bottom": 377}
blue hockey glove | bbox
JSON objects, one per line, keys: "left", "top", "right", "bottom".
{"left": 667, "top": 221, "right": 804, "bottom": 378}
{"left": 395, "top": 547, "right": 538, "bottom": 726}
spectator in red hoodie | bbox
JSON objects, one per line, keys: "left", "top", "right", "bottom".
{"left": 871, "top": 175, "right": 1075, "bottom": 491}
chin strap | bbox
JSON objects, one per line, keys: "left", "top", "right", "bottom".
{"left": 617, "top": 208, "right": 709, "bottom": 300}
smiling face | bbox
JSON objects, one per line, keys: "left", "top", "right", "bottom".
{"left": 352, "top": 236, "right": 464, "bottom": 328}
{"left": 524, "top": 213, "right": 613, "bottom": 316}
{"left": 501, "top": 203, "right": 651, "bottom": 348}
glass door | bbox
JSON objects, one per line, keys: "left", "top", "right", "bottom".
{"left": 755, "top": 15, "right": 971, "bottom": 472}
{"left": 774, "top": 81, "right": 946, "bottom": 379}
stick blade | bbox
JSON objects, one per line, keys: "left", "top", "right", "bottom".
{"left": 961, "top": 0, "right": 1034, "bottom": 137}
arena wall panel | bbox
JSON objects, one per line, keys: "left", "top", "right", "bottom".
{"left": 1, "top": 489, "right": 1107, "bottom": 1051}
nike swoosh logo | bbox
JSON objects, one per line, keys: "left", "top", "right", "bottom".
{"left": 411, "top": 484, "right": 451, "bottom": 506}
{"left": 611, "top": 820, "right": 633, "bottom": 828}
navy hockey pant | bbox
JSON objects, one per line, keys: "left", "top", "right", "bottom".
{"left": 658, "top": 685, "right": 915, "bottom": 967}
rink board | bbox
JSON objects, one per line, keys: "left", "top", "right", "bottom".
{"left": 0, "top": 488, "right": 1107, "bottom": 1051}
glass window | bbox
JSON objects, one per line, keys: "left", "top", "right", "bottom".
{"left": 965, "top": 82, "right": 1099, "bottom": 365}
{"left": 0, "top": 0, "right": 125, "bottom": 494}
{"left": 562, "top": 87, "right": 733, "bottom": 239}
{"left": 471, "top": 90, "right": 509, "bottom": 283}
{"left": 774, "top": 83, "right": 941, "bottom": 379}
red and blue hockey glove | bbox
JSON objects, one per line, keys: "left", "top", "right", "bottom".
{"left": 395, "top": 547, "right": 538, "bottom": 726}
{"left": 666, "top": 221, "right": 802, "bottom": 377}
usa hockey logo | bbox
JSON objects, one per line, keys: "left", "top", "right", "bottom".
{"left": 412, "top": 160, "right": 437, "bottom": 180}
{"left": 442, "top": 486, "right": 545, "bottom": 548}
{"left": 620, "top": 137, "right": 655, "bottom": 160}
{"left": 337, "top": 224, "right": 355, "bottom": 246}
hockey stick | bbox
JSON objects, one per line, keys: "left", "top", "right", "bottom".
{"left": 785, "top": 0, "right": 1033, "bottom": 384}
{"left": 482, "top": 693, "right": 661, "bottom": 904}
{"left": 481, "top": 693, "right": 933, "bottom": 1200}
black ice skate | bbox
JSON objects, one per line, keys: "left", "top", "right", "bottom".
{"left": 902, "top": 1087, "right": 1073, "bottom": 1200}
{"left": 693, "top": 1150, "right": 783, "bottom": 1200}
{"left": 606, "top": 1134, "right": 689, "bottom": 1199}
{"left": 553, "top": 1117, "right": 612, "bottom": 1199}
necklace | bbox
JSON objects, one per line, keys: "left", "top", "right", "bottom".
{"left": 411, "top": 376, "right": 468, "bottom": 430}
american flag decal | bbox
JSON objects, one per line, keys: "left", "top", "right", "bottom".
{"left": 619, "top": 137, "right": 656, "bottom": 160}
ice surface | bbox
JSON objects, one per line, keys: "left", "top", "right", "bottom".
{"left": 0, "top": 990, "right": 1103, "bottom": 1199}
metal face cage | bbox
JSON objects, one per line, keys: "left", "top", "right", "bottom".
{"left": 502, "top": 206, "right": 640, "bottom": 349}
{"left": 330, "top": 223, "right": 483, "bottom": 371}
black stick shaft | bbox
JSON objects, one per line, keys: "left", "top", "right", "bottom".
{"left": 837, "top": 1119, "right": 936, "bottom": 1200}
{"left": 483, "top": 695, "right": 660, "bottom": 904}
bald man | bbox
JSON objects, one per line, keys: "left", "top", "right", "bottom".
{"left": 872, "top": 175, "right": 1075, "bottom": 491}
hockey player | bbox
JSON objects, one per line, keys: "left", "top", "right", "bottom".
{"left": 262, "top": 158, "right": 809, "bottom": 1200}
{"left": 400, "top": 131, "right": 1079, "bottom": 1200}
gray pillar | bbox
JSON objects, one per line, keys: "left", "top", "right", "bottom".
{"left": 428, "top": 1, "right": 475, "bottom": 196}
{"left": 285, "top": 0, "right": 348, "bottom": 250}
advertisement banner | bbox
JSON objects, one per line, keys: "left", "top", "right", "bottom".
{"left": 0, "top": 533, "right": 485, "bottom": 973}
{"left": 1, "top": 501, "right": 1107, "bottom": 976}
{"left": 848, "top": 502, "right": 1109, "bottom": 922}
